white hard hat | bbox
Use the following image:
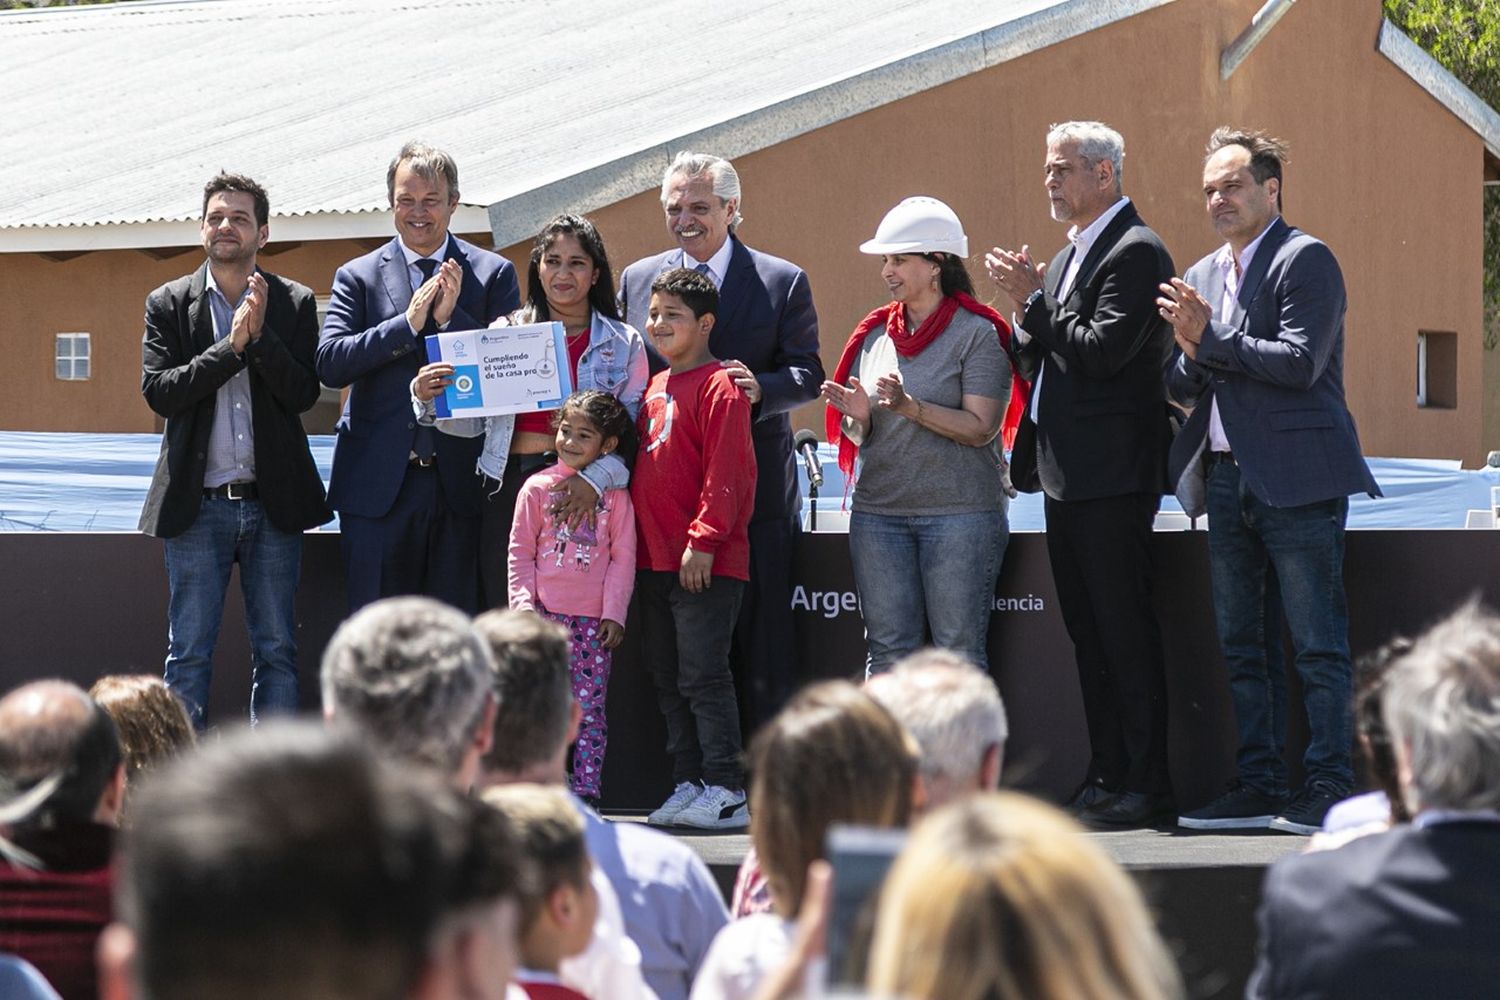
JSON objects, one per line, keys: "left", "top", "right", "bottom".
{"left": 859, "top": 196, "right": 969, "bottom": 257}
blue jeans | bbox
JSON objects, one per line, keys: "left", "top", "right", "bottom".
{"left": 163, "top": 496, "right": 303, "bottom": 728}
{"left": 1206, "top": 459, "right": 1354, "bottom": 793}
{"left": 849, "top": 509, "right": 1008, "bottom": 674}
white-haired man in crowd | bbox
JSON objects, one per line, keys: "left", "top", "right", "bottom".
{"left": 320, "top": 595, "right": 497, "bottom": 792}
{"left": 866, "top": 648, "right": 1008, "bottom": 810}
{"left": 1248, "top": 601, "right": 1500, "bottom": 999}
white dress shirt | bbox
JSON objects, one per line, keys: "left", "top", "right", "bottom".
{"left": 1030, "top": 196, "right": 1133, "bottom": 424}
{"left": 682, "top": 237, "right": 734, "bottom": 290}
{"left": 1207, "top": 218, "right": 1277, "bottom": 452}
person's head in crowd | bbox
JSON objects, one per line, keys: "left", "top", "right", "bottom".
{"left": 87, "top": 675, "right": 194, "bottom": 818}
{"left": 866, "top": 649, "right": 1007, "bottom": 809}
{"left": 1383, "top": 600, "right": 1500, "bottom": 817}
{"left": 1354, "top": 637, "right": 1414, "bottom": 825}
{"left": 320, "top": 597, "right": 497, "bottom": 791}
{"left": 659, "top": 151, "right": 741, "bottom": 263}
{"left": 523, "top": 213, "right": 621, "bottom": 324}
{"left": 0, "top": 680, "right": 125, "bottom": 834}
{"left": 98, "top": 721, "right": 526, "bottom": 1000}
{"left": 749, "top": 680, "right": 918, "bottom": 917}
{"left": 480, "top": 784, "right": 598, "bottom": 979}
{"left": 866, "top": 791, "right": 1183, "bottom": 1000}
{"left": 473, "top": 609, "right": 578, "bottom": 787}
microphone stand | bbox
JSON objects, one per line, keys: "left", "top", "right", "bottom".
{"left": 808, "top": 474, "right": 819, "bottom": 532}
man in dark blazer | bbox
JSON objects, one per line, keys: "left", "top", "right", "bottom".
{"left": 987, "top": 121, "right": 1175, "bottom": 827}
{"left": 317, "top": 142, "right": 519, "bottom": 614}
{"left": 1247, "top": 602, "right": 1500, "bottom": 999}
{"left": 619, "top": 151, "right": 823, "bottom": 726}
{"left": 140, "top": 173, "right": 330, "bottom": 727}
{"left": 1161, "top": 129, "right": 1379, "bottom": 835}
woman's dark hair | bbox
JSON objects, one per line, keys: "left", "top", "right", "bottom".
{"left": 1355, "top": 636, "right": 1414, "bottom": 823}
{"left": 921, "top": 252, "right": 975, "bottom": 297}
{"left": 525, "top": 214, "right": 620, "bottom": 323}
{"left": 559, "top": 389, "right": 637, "bottom": 467}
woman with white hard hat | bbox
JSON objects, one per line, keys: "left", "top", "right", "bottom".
{"left": 821, "top": 197, "right": 1028, "bottom": 674}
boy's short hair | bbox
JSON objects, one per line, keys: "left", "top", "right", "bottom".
{"left": 479, "top": 784, "right": 588, "bottom": 928}
{"left": 651, "top": 267, "right": 718, "bottom": 319}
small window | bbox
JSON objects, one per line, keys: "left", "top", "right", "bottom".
{"left": 1416, "top": 331, "right": 1457, "bottom": 408}
{"left": 55, "top": 333, "right": 91, "bottom": 381}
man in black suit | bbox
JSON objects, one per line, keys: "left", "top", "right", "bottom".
{"left": 140, "top": 173, "right": 331, "bottom": 728}
{"left": 1247, "top": 601, "right": 1500, "bottom": 999}
{"left": 987, "top": 121, "right": 1174, "bottom": 826}
{"left": 619, "top": 151, "right": 823, "bottom": 727}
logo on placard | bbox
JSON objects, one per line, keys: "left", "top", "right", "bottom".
{"left": 451, "top": 339, "right": 470, "bottom": 359}
{"left": 446, "top": 365, "right": 483, "bottom": 409}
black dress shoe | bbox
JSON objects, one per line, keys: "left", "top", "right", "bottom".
{"left": 1064, "top": 778, "right": 1119, "bottom": 816}
{"left": 1083, "top": 791, "right": 1174, "bottom": 829}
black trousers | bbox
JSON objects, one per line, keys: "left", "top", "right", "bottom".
{"left": 1043, "top": 492, "right": 1170, "bottom": 796}
{"left": 637, "top": 570, "right": 747, "bottom": 788}
{"left": 731, "top": 515, "right": 801, "bottom": 733}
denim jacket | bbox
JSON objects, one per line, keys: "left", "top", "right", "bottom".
{"left": 414, "top": 311, "right": 649, "bottom": 493}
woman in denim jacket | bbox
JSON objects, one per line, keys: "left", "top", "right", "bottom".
{"left": 413, "top": 214, "right": 649, "bottom": 607}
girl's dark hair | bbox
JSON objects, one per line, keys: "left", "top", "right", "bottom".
{"left": 524, "top": 214, "right": 620, "bottom": 323}
{"left": 920, "top": 252, "right": 975, "bottom": 297}
{"left": 560, "top": 390, "right": 637, "bottom": 467}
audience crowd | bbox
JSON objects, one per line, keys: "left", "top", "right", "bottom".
{"left": 2, "top": 119, "right": 1491, "bottom": 1000}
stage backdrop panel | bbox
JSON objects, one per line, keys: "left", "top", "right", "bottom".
{"left": 1, "top": 531, "right": 1493, "bottom": 809}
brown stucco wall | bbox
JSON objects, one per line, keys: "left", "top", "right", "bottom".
{"left": 1, "top": 0, "right": 1488, "bottom": 462}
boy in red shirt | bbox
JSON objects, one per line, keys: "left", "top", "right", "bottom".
{"left": 633, "top": 268, "right": 756, "bottom": 830}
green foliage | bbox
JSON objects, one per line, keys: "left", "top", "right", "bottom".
{"left": 1386, "top": 1, "right": 1500, "bottom": 348}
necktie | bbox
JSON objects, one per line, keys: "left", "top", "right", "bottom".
{"left": 694, "top": 262, "right": 712, "bottom": 281}
{"left": 413, "top": 257, "right": 440, "bottom": 460}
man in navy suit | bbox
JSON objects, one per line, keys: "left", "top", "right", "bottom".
{"left": 619, "top": 152, "right": 823, "bottom": 726}
{"left": 1247, "top": 601, "right": 1500, "bottom": 999}
{"left": 1161, "top": 128, "right": 1380, "bottom": 835}
{"left": 317, "top": 142, "right": 519, "bottom": 614}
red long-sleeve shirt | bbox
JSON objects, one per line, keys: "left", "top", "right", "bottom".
{"left": 632, "top": 362, "right": 756, "bottom": 581}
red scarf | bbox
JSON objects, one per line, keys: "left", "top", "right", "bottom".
{"left": 824, "top": 292, "right": 1029, "bottom": 478}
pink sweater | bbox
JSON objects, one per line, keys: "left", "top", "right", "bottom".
{"left": 508, "top": 464, "right": 637, "bottom": 624}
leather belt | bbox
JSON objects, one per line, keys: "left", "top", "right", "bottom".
{"left": 204, "top": 482, "right": 258, "bottom": 500}
{"left": 409, "top": 455, "right": 436, "bottom": 469}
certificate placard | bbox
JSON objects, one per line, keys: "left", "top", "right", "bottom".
{"left": 426, "top": 322, "right": 574, "bottom": 419}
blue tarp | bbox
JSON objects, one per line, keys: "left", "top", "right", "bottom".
{"left": 0, "top": 432, "right": 1496, "bottom": 532}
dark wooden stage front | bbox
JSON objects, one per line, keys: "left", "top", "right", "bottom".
{"left": 5, "top": 529, "right": 1489, "bottom": 999}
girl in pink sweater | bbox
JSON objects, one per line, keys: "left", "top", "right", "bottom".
{"left": 509, "top": 390, "right": 637, "bottom": 800}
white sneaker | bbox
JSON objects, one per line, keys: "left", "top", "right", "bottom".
{"left": 647, "top": 781, "right": 702, "bottom": 826}
{"left": 674, "top": 784, "right": 750, "bottom": 830}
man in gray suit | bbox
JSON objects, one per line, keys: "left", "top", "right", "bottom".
{"left": 1159, "top": 128, "right": 1380, "bottom": 835}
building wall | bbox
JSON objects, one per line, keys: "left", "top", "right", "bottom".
{"left": 0, "top": 0, "right": 1488, "bottom": 461}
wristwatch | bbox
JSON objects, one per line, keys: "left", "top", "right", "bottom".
{"left": 1023, "top": 288, "right": 1045, "bottom": 312}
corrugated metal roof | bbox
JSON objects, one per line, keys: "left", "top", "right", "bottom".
{"left": 0, "top": 0, "right": 1171, "bottom": 238}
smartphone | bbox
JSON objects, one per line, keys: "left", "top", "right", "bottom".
{"left": 824, "top": 824, "right": 908, "bottom": 990}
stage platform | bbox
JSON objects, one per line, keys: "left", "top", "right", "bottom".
{"left": 610, "top": 814, "right": 1306, "bottom": 1000}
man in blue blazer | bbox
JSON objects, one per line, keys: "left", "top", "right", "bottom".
{"left": 317, "top": 142, "right": 519, "bottom": 613}
{"left": 1161, "top": 128, "right": 1380, "bottom": 835}
{"left": 619, "top": 151, "right": 823, "bottom": 726}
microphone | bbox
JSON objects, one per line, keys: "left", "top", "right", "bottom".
{"left": 793, "top": 429, "right": 824, "bottom": 490}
